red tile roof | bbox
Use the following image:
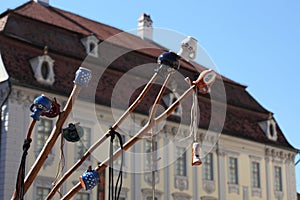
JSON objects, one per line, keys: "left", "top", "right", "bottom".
{"left": 0, "top": 1, "right": 296, "bottom": 150}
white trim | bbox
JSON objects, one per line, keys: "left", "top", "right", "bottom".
{"left": 258, "top": 119, "right": 277, "bottom": 141}
{"left": 29, "top": 55, "right": 55, "bottom": 85}
{"left": 81, "top": 34, "right": 99, "bottom": 57}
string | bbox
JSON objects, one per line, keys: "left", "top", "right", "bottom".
{"left": 108, "top": 128, "right": 123, "bottom": 200}
{"left": 191, "top": 89, "right": 198, "bottom": 142}
{"left": 52, "top": 132, "right": 65, "bottom": 198}
{"left": 15, "top": 138, "right": 32, "bottom": 200}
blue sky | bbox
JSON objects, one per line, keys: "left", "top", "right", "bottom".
{"left": 1, "top": 0, "right": 300, "bottom": 193}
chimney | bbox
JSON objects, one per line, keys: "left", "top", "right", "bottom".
{"left": 33, "top": 0, "right": 50, "bottom": 6}
{"left": 137, "top": 13, "right": 153, "bottom": 41}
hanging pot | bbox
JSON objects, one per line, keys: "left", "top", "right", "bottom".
{"left": 192, "top": 142, "right": 202, "bottom": 166}
{"left": 29, "top": 95, "right": 52, "bottom": 120}
{"left": 80, "top": 168, "right": 100, "bottom": 190}
{"left": 63, "top": 123, "right": 83, "bottom": 142}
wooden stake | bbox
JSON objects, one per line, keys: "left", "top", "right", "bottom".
{"left": 11, "top": 67, "right": 91, "bottom": 200}
{"left": 62, "top": 75, "right": 195, "bottom": 200}
{"left": 45, "top": 72, "right": 159, "bottom": 199}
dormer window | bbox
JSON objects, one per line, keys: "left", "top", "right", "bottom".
{"left": 258, "top": 118, "right": 278, "bottom": 141}
{"left": 81, "top": 34, "right": 99, "bottom": 57}
{"left": 29, "top": 48, "right": 55, "bottom": 85}
{"left": 163, "top": 92, "right": 182, "bottom": 116}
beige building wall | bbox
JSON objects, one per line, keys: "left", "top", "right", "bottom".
{"left": 2, "top": 85, "right": 297, "bottom": 200}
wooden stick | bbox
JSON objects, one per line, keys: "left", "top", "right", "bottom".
{"left": 62, "top": 74, "right": 189, "bottom": 200}
{"left": 45, "top": 72, "right": 159, "bottom": 199}
{"left": 26, "top": 119, "right": 36, "bottom": 140}
{"left": 11, "top": 67, "right": 91, "bottom": 200}
{"left": 13, "top": 119, "right": 36, "bottom": 200}
{"left": 147, "top": 72, "right": 172, "bottom": 200}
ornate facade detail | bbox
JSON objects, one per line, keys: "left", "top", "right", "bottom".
{"left": 29, "top": 50, "right": 55, "bottom": 85}
{"left": 141, "top": 188, "right": 162, "bottom": 200}
{"left": 274, "top": 190, "right": 284, "bottom": 200}
{"left": 249, "top": 155, "right": 262, "bottom": 161}
{"left": 258, "top": 118, "right": 277, "bottom": 141}
{"left": 171, "top": 192, "right": 192, "bottom": 200}
{"left": 228, "top": 183, "right": 240, "bottom": 194}
{"left": 9, "top": 88, "right": 33, "bottom": 105}
{"left": 144, "top": 172, "right": 159, "bottom": 186}
{"left": 81, "top": 34, "right": 99, "bottom": 57}
{"left": 251, "top": 187, "right": 262, "bottom": 197}
{"left": 265, "top": 147, "right": 292, "bottom": 164}
{"left": 174, "top": 176, "right": 188, "bottom": 191}
{"left": 202, "top": 180, "right": 215, "bottom": 193}
{"left": 200, "top": 196, "right": 217, "bottom": 200}
{"left": 216, "top": 148, "right": 226, "bottom": 157}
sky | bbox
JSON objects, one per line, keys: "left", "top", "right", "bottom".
{"left": 1, "top": 0, "right": 300, "bottom": 193}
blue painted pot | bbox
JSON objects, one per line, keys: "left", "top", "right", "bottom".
{"left": 80, "top": 169, "right": 100, "bottom": 190}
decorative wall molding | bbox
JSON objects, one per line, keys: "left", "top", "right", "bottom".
{"left": 200, "top": 196, "right": 218, "bottom": 200}
{"left": 141, "top": 188, "right": 162, "bottom": 200}
{"left": 265, "top": 147, "right": 294, "bottom": 164}
{"left": 202, "top": 180, "right": 216, "bottom": 194}
{"left": 144, "top": 172, "right": 159, "bottom": 186}
{"left": 81, "top": 34, "right": 99, "bottom": 57}
{"left": 29, "top": 53, "right": 55, "bottom": 85}
{"left": 258, "top": 118, "right": 278, "bottom": 141}
{"left": 251, "top": 187, "right": 262, "bottom": 198}
{"left": 274, "top": 190, "right": 283, "bottom": 200}
{"left": 171, "top": 192, "right": 192, "bottom": 200}
{"left": 9, "top": 88, "right": 33, "bottom": 105}
{"left": 228, "top": 183, "right": 240, "bottom": 194}
{"left": 248, "top": 155, "right": 262, "bottom": 161}
{"left": 174, "top": 175, "right": 188, "bottom": 191}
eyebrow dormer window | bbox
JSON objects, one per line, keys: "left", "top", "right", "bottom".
{"left": 81, "top": 34, "right": 99, "bottom": 57}
{"left": 258, "top": 118, "right": 278, "bottom": 141}
{"left": 29, "top": 48, "right": 55, "bottom": 85}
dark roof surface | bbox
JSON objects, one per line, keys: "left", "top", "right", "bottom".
{"left": 0, "top": 1, "right": 296, "bottom": 151}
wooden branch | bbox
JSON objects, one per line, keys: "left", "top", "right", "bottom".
{"left": 148, "top": 72, "right": 172, "bottom": 200}
{"left": 62, "top": 68, "right": 215, "bottom": 199}
{"left": 62, "top": 73, "right": 183, "bottom": 200}
{"left": 45, "top": 72, "right": 159, "bottom": 199}
{"left": 11, "top": 68, "right": 91, "bottom": 200}
{"left": 26, "top": 119, "right": 36, "bottom": 140}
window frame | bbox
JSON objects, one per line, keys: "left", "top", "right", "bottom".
{"left": 251, "top": 161, "right": 261, "bottom": 188}
{"left": 228, "top": 157, "right": 238, "bottom": 185}
{"left": 175, "top": 146, "right": 187, "bottom": 177}
{"left": 274, "top": 166, "right": 283, "bottom": 192}
{"left": 35, "top": 118, "right": 53, "bottom": 154}
{"left": 203, "top": 152, "right": 214, "bottom": 181}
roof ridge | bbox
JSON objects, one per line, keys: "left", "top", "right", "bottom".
{"left": 0, "top": 0, "right": 32, "bottom": 18}
{"left": 50, "top": 6, "right": 124, "bottom": 35}
{"left": 46, "top": 6, "right": 95, "bottom": 36}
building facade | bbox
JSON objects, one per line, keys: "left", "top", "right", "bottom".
{"left": 0, "top": 1, "right": 297, "bottom": 200}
